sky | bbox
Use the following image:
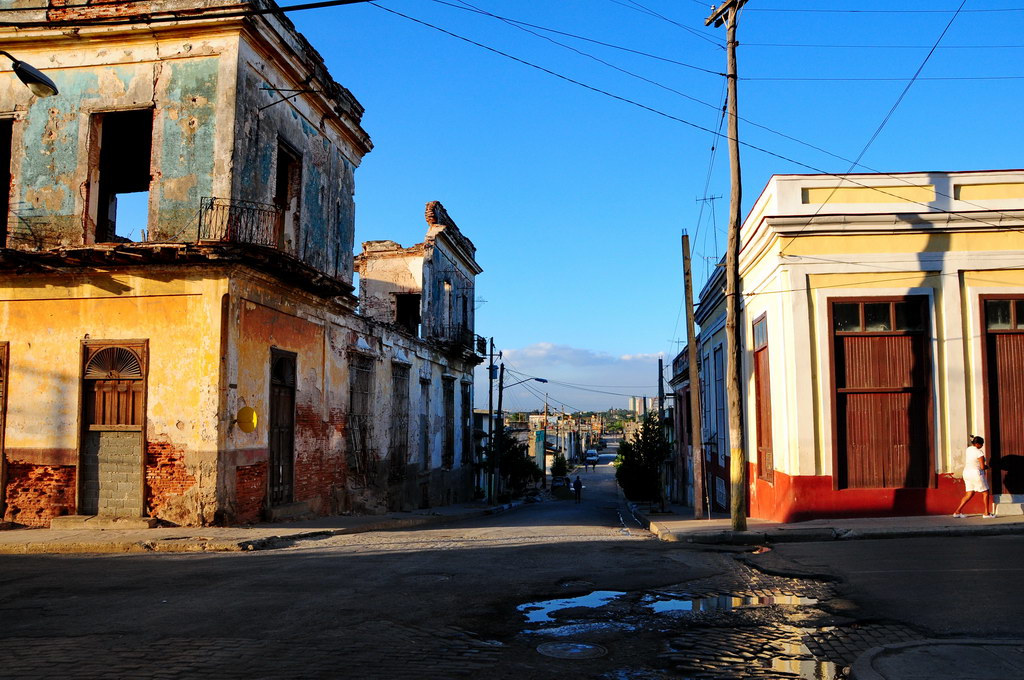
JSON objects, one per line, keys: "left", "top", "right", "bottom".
{"left": 281, "top": 0, "right": 1024, "bottom": 412}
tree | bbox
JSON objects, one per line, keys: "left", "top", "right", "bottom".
{"left": 550, "top": 452, "right": 568, "bottom": 479}
{"left": 493, "top": 427, "right": 542, "bottom": 495}
{"left": 614, "top": 412, "right": 670, "bottom": 504}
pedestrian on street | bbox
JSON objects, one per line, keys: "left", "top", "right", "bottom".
{"left": 572, "top": 475, "right": 583, "bottom": 504}
{"left": 954, "top": 435, "right": 996, "bottom": 518}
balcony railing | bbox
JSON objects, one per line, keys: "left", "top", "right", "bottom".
{"left": 197, "top": 197, "right": 280, "bottom": 247}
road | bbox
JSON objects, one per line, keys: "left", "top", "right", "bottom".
{"left": 0, "top": 451, "right": 736, "bottom": 680}
{"left": 4, "top": 446, "right": 1018, "bottom": 680}
{"left": 752, "top": 534, "right": 1024, "bottom": 637}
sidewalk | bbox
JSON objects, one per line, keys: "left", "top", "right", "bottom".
{"left": 633, "top": 502, "right": 1024, "bottom": 545}
{"left": 850, "top": 639, "right": 1024, "bottom": 680}
{"left": 0, "top": 500, "right": 519, "bottom": 554}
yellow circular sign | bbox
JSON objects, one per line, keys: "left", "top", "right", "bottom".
{"left": 236, "top": 406, "right": 258, "bottom": 433}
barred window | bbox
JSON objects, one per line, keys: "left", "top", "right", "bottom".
{"left": 389, "top": 364, "right": 410, "bottom": 481}
{"left": 442, "top": 377, "right": 455, "bottom": 470}
{"left": 460, "top": 383, "right": 472, "bottom": 466}
{"left": 348, "top": 354, "right": 375, "bottom": 484}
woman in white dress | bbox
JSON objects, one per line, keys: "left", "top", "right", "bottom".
{"left": 953, "top": 435, "right": 995, "bottom": 518}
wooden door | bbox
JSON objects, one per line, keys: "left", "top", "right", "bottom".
{"left": 831, "top": 298, "right": 931, "bottom": 489}
{"left": 80, "top": 345, "right": 146, "bottom": 516}
{"left": 752, "top": 317, "right": 773, "bottom": 483}
{"left": 268, "top": 352, "right": 296, "bottom": 506}
{"left": 983, "top": 298, "right": 1024, "bottom": 495}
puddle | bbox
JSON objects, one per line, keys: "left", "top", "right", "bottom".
{"left": 643, "top": 591, "right": 818, "bottom": 614}
{"left": 536, "top": 641, "right": 608, "bottom": 659}
{"left": 523, "top": 621, "right": 638, "bottom": 637}
{"left": 517, "top": 590, "right": 627, "bottom": 623}
{"left": 518, "top": 589, "right": 839, "bottom": 679}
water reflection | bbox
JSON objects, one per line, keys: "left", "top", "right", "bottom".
{"left": 644, "top": 591, "right": 818, "bottom": 614}
{"left": 517, "top": 590, "right": 627, "bottom": 623}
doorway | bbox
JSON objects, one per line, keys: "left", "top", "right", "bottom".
{"left": 79, "top": 344, "right": 146, "bottom": 516}
{"left": 268, "top": 350, "right": 296, "bottom": 507}
{"left": 982, "top": 297, "right": 1024, "bottom": 495}
{"left": 830, "top": 297, "right": 932, "bottom": 489}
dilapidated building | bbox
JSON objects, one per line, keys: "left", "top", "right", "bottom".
{"left": 0, "top": 0, "right": 482, "bottom": 526}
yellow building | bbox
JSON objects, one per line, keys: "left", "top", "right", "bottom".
{"left": 675, "top": 170, "right": 1024, "bottom": 521}
{"left": 0, "top": 2, "right": 482, "bottom": 527}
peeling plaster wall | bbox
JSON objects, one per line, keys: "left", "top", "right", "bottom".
{"left": 355, "top": 245, "right": 425, "bottom": 324}
{"left": 0, "top": 269, "right": 226, "bottom": 526}
{"left": 1, "top": 33, "right": 235, "bottom": 247}
{"left": 232, "top": 39, "right": 362, "bottom": 284}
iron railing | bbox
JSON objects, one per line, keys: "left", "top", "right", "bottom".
{"left": 197, "top": 197, "right": 280, "bottom": 247}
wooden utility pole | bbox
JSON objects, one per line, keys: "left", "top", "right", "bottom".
{"left": 486, "top": 337, "right": 495, "bottom": 503}
{"left": 681, "top": 232, "right": 706, "bottom": 519}
{"left": 706, "top": 0, "right": 747, "bottom": 531}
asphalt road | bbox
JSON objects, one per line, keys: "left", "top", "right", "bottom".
{"left": 0, "top": 452, "right": 732, "bottom": 680}
{"left": 755, "top": 534, "right": 1024, "bottom": 637}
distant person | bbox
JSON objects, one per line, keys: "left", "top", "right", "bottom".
{"left": 572, "top": 475, "right": 583, "bottom": 504}
{"left": 954, "top": 435, "right": 995, "bottom": 518}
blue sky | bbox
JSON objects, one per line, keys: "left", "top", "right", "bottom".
{"left": 287, "top": 0, "right": 1023, "bottom": 411}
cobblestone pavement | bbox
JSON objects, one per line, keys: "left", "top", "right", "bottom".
{"left": 1, "top": 623, "right": 504, "bottom": 680}
{"left": 0, "top": 542, "right": 926, "bottom": 680}
{"left": 653, "top": 559, "right": 925, "bottom": 679}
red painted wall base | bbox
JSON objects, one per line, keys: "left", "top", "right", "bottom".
{"left": 747, "top": 463, "right": 975, "bottom": 523}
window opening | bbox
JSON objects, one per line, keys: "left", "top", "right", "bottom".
{"left": 389, "top": 364, "right": 410, "bottom": 482}
{"left": 395, "top": 293, "right": 421, "bottom": 336}
{"left": 442, "top": 378, "right": 455, "bottom": 469}
{"left": 274, "top": 141, "right": 302, "bottom": 250}
{"left": 420, "top": 380, "right": 431, "bottom": 470}
{"left": 348, "top": 353, "right": 374, "bottom": 486}
{"left": 91, "top": 110, "right": 152, "bottom": 243}
{"left": 983, "top": 299, "right": 1024, "bottom": 331}
{"left": 461, "top": 383, "right": 472, "bottom": 466}
{"left": 83, "top": 346, "right": 145, "bottom": 428}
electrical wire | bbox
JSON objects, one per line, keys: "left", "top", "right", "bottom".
{"left": 0, "top": 0, "right": 374, "bottom": 26}
{"left": 778, "top": 0, "right": 970, "bottom": 252}
{"left": 428, "top": 0, "right": 722, "bottom": 76}
{"left": 606, "top": 0, "right": 724, "bottom": 48}
{"left": 745, "top": 42, "right": 1024, "bottom": 49}
{"left": 745, "top": 7, "right": 1024, "bottom": 13}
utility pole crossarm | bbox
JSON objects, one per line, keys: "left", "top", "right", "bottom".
{"left": 705, "top": 0, "right": 747, "bottom": 27}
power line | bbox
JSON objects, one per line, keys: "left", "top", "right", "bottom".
{"left": 745, "top": 42, "right": 1024, "bottom": 49}
{"left": 428, "top": 0, "right": 722, "bottom": 76}
{"left": 779, "top": 0, "right": 970, "bottom": 250}
{"left": 606, "top": 0, "right": 724, "bottom": 48}
{"left": 745, "top": 7, "right": 1024, "bottom": 13}
{"left": 0, "top": 0, "right": 372, "bottom": 27}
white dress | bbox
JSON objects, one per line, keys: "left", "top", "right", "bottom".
{"left": 962, "top": 447, "right": 989, "bottom": 493}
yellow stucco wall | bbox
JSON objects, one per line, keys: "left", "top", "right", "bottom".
{"left": 0, "top": 271, "right": 225, "bottom": 458}
{"left": 0, "top": 269, "right": 226, "bottom": 526}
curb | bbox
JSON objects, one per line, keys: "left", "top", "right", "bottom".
{"left": 0, "top": 502, "right": 522, "bottom": 555}
{"left": 639, "top": 519, "right": 1024, "bottom": 546}
{"left": 850, "top": 639, "right": 1024, "bottom": 680}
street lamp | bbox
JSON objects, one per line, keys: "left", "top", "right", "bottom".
{"left": 1, "top": 51, "right": 59, "bottom": 97}
{"left": 489, "top": 365, "right": 546, "bottom": 502}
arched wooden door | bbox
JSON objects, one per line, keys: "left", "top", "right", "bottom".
{"left": 80, "top": 343, "right": 146, "bottom": 516}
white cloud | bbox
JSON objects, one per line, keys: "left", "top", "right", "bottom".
{"left": 475, "top": 343, "right": 666, "bottom": 412}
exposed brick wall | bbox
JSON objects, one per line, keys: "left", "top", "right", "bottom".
{"left": 293, "top": 402, "right": 332, "bottom": 505}
{"left": 3, "top": 463, "right": 76, "bottom": 527}
{"left": 145, "top": 440, "right": 196, "bottom": 517}
{"left": 235, "top": 461, "right": 266, "bottom": 524}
